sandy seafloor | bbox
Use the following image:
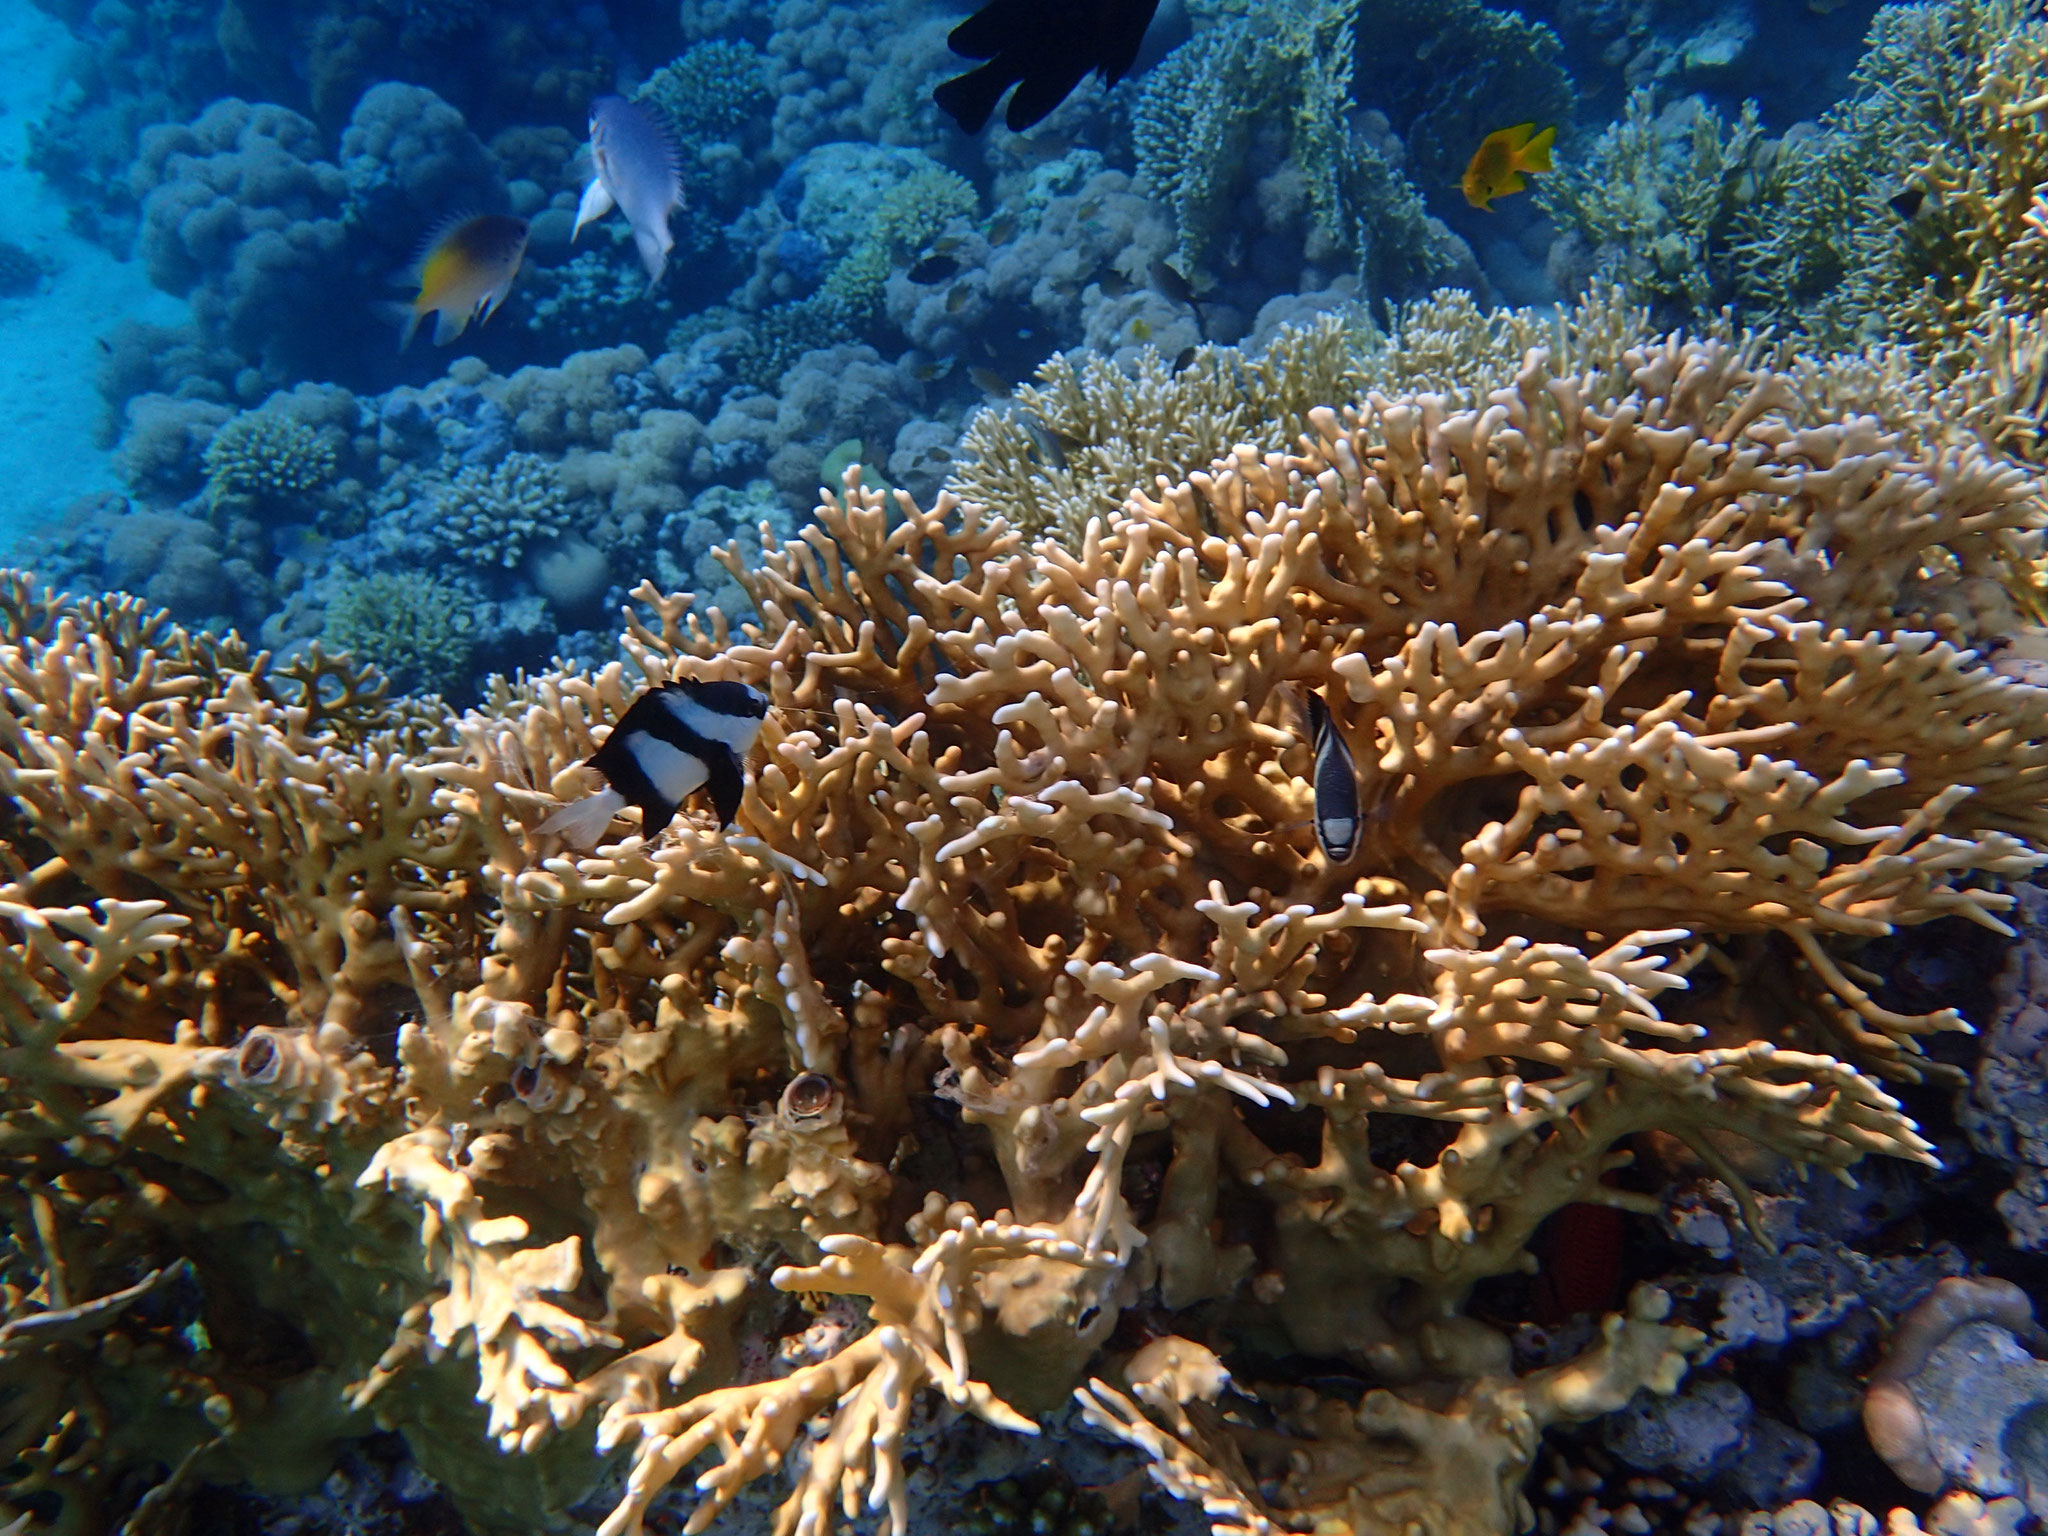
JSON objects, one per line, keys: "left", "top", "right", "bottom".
{"left": 0, "top": 4, "right": 187, "bottom": 560}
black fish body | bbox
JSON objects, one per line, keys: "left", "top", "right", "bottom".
{"left": 541, "top": 678, "right": 769, "bottom": 847}
{"left": 934, "top": 0, "right": 1162, "bottom": 132}
{"left": 1306, "top": 692, "right": 1361, "bottom": 864}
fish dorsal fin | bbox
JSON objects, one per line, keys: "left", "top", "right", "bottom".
{"left": 611, "top": 94, "right": 689, "bottom": 208}
{"left": 401, "top": 208, "right": 485, "bottom": 282}
{"left": 644, "top": 101, "right": 688, "bottom": 205}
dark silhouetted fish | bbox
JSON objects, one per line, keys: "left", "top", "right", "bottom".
{"left": 1018, "top": 412, "right": 1067, "bottom": 469}
{"left": 1149, "top": 258, "right": 1208, "bottom": 334}
{"left": 1889, "top": 187, "right": 1926, "bottom": 219}
{"left": 933, "top": 0, "right": 1162, "bottom": 133}
{"left": 909, "top": 252, "right": 962, "bottom": 282}
{"left": 539, "top": 677, "right": 769, "bottom": 847}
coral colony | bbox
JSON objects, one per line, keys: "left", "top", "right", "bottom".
{"left": 1, "top": 0, "right": 2047, "bottom": 1531}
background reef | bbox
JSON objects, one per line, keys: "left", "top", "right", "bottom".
{"left": 1, "top": 0, "right": 2047, "bottom": 1531}
{"left": 2, "top": 0, "right": 1986, "bottom": 694}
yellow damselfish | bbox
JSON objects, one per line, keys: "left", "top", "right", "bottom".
{"left": 1462, "top": 123, "right": 1556, "bottom": 211}
{"left": 398, "top": 213, "right": 530, "bottom": 350}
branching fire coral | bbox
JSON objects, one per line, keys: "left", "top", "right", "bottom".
{"left": 1, "top": 324, "right": 2046, "bottom": 1535}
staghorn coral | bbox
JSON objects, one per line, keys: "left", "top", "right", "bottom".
{"left": 1133, "top": 7, "right": 1357, "bottom": 275}
{"left": 945, "top": 286, "right": 1661, "bottom": 545}
{"left": 1537, "top": 89, "right": 1767, "bottom": 319}
{"left": 1730, "top": 0, "right": 2048, "bottom": 369}
{"left": 1356, "top": 0, "right": 1576, "bottom": 198}
{"left": 946, "top": 312, "right": 1376, "bottom": 544}
{"left": 0, "top": 321, "right": 2047, "bottom": 1536}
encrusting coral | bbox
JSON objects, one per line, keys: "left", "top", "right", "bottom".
{"left": 2, "top": 313, "right": 2047, "bottom": 1535}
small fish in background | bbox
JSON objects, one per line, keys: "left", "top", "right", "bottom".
{"left": 539, "top": 677, "right": 769, "bottom": 848}
{"left": 1171, "top": 344, "right": 1199, "bottom": 374}
{"left": 395, "top": 213, "right": 530, "bottom": 349}
{"left": 986, "top": 213, "right": 1019, "bottom": 245}
{"left": 1149, "top": 259, "right": 1208, "bottom": 335}
{"left": 1462, "top": 123, "right": 1557, "bottom": 210}
{"left": 575, "top": 95, "right": 686, "bottom": 290}
{"left": 1889, "top": 186, "right": 1927, "bottom": 219}
{"left": 1305, "top": 692, "right": 1361, "bottom": 863}
{"left": 1017, "top": 412, "right": 1067, "bottom": 469}
{"left": 933, "top": 0, "right": 1162, "bottom": 132}
{"left": 908, "top": 251, "right": 962, "bottom": 283}
{"left": 967, "top": 364, "right": 1010, "bottom": 397}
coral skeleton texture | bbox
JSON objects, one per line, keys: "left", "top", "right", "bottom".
{"left": 2, "top": 329, "right": 2046, "bottom": 1534}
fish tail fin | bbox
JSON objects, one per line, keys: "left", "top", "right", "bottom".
{"left": 538, "top": 787, "right": 627, "bottom": 849}
{"left": 933, "top": 64, "right": 1014, "bottom": 135}
{"left": 375, "top": 300, "right": 425, "bottom": 350}
{"left": 1520, "top": 125, "right": 1556, "bottom": 172}
{"left": 432, "top": 307, "right": 468, "bottom": 346}
{"left": 573, "top": 177, "right": 615, "bottom": 241}
{"left": 633, "top": 224, "right": 671, "bottom": 289}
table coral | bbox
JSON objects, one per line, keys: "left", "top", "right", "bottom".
{"left": 1, "top": 320, "right": 2046, "bottom": 1536}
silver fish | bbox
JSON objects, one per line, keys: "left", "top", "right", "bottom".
{"left": 1306, "top": 692, "right": 1360, "bottom": 863}
{"left": 575, "top": 95, "right": 686, "bottom": 290}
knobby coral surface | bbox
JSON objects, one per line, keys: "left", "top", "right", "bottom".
{"left": 2, "top": 327, "right": 2046, "bottom": 1536}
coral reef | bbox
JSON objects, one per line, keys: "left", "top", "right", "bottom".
{"left": 1730, "top": 0, "right": 2048, "bottom": 374}
{"left": 427, "top": 452, "right": 573, "bottom": 570}
{"left": 1862, "top": 1277, "right": 2048, "bottom": 1506}
{"left": 1965, "top": 882, "right": 2048, "bottom": 1248}
{"left": 129, "top": 98, "right": 349, "bottom": 396}
{"left": 2, "top": 313, "right": 2046, "bottom": 1536}
{"left": 317, "top": 569, "right": 480, "bottom": 695}
{"left": 202, "top": 408, "right": 340, "bottom": 509}
{"left": 1537, "top": 89, "right": 1767, "bottom": 319}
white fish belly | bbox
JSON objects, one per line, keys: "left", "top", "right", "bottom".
{"left": 628, "top": 732, "right": 709, "bottom": 803}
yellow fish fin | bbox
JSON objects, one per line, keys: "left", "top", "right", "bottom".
{"left": 1517, "top": 125, "right": 1557, "bottom": 173}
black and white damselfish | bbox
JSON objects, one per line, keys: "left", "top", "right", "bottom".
{"left": 539, "top": 678, "right": 770, "bottom": 849}
{"left": 932, "top": 0, "right": 1162, "bottom": 133}
{"left": 1305, "top": 692, "right": 1361, "bottom": 864}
